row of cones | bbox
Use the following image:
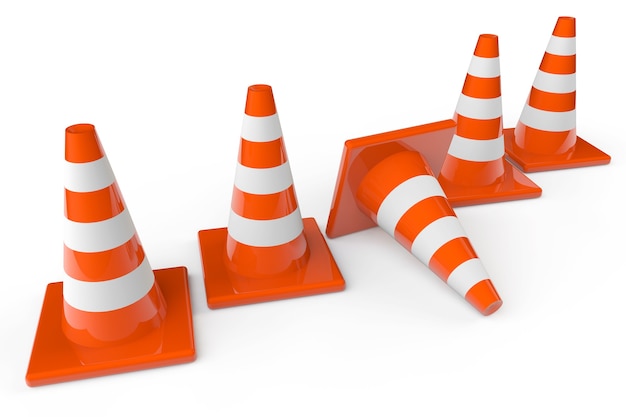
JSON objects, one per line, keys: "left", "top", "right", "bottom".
{"left": 26, "top": 16, "right": 609, "bottom": 387}
{"left": 438, "top": 16, "right": 609, "bottom": 207}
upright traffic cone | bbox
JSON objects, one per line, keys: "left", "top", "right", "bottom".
{"left": 438, "top": 34, "right": 541, "bottom": 206}
{"left": 26, "top": 124, "right": 195, "bottom": 387}
{"left": 327, "top": 120, "right": 502, "bottom": 316}
{"left": 504, "top": 16, "right": 610, "bottom": 171}
{"left": 198, "top": 84, "right": 345, "bottom": 308}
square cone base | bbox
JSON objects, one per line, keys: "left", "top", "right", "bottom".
{"left": 327, "top": 119, "right": 459, "bottom": 239}
{"left": 439, "top": 160, "right": 542, "bottom": 207}
{"left": 198, "top": 217, "right": 345, "bottom": 308}
{"left": 503, "top": 128, "right": 611, "bottom": 172}
{"left": 25, "top": 267, "right": 196, "bottom": 387}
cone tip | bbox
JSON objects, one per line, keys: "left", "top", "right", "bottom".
{"left": 480, "top": 299, "right": 503, "bottom": 316}
{"left": 474, "top": 34, "right": 499, "bottom": 58}
{"left": 65, "top": 123, "right": 104, "bottom": 163}
{"left": 553, "top": 16, "right": 575, "bottom": 37}
{"left": 245, "top": 84, "right": 277, "bottom": 117}
{"left": 66, "top": 123, "right": 96, "bottom": 134}
{"left": 465, "top": 279, "right": 503, "bottom": 316}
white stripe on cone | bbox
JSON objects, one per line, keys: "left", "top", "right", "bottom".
{"left": 455, "top": 95, "right": 503, "bottom": 120}
{"left": 519, "top": 106, "right": 576, "bottom": 132}
{"left": 63, "top": 256, "right": 155, "bottom": 312}
{"left": 446, "top": 258, "right": 490, "bottom": 297}
{"left": 233, "top": 161, "right": 294, "bottom": 195}
{"left": 376, "top": 175, "right": 445, "bottom": 236}
{"left": 227, "top": 207, "right": 304, "bottom": 247}
{"left": 64, "top": 156, "right": 116, "bottom": 193}
{"left": 410, "top": 216, "right": 467, "bottom": 266}
{"left": 533, "top": 70, "right": 576, "bottom": 93}
{"left": 241, "top": 114, "right": 283, "bottom": 143}
{"left": 446, "top": 134, "right": 505, "bottom": 162}
{"left": 64, "top": 208, "right": 136, "bottom": 253}
{"left": 545, "top": 35, "right": 576, "bottom": 56}
{"left": 467, "top": 56, "right": 500, "bottom": 78}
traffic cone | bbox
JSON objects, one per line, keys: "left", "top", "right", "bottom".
{"left": 504, "top": 16, "right": 610, "bottom": 171}
{"left": 26, "top": 124, "right": 195, "bottom": 387}
{"left": 198, "top": 84, "right": 345, "bottom": 308}
{"left": 327, "top": 120, "right": 502, "bottom": 316}
{"left": 438, "top": 34, "right": 541, "bottom": 206}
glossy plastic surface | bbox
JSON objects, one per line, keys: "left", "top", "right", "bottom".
{"left": 326, "top": 121, "right": 501, "bottom": 315}
{"left": 327, "top": 119, "right": 456, "bottom": 238}
{"left": 198, "top": 85, "right": 345, "bottom": 308}
{"left": 199, "top": 217, "right": 345, "bottom": 308}
{"left": 504, "top": 16, "right": 610, "bottom": 171}
{"left": 438, "top": 34, "right": 542, "bottom": 205}
{"left": 226, "top": 85, "right": 310, "bottom": 277}
{"left": 62, "top": 124, "right": 167, "bottom": 347}
{"left": 503, "top": 130, "right": 610, "bottom": 172}
{"left": 359, "top": 151, "right": 501, "bottom": 315}
{"left": 25, "top": 124, "right": 195, "bottom": 386}
{"left": 26, "top": 267, "right": 195, "bottom": 387}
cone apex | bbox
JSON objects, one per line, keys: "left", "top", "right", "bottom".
{"left": 245, "top": 84, "right": 277, "bottom": 117}
{"left": 553, "top": 16, "right": 575, "bottom": 37}
{"left": 474, "top": 34, "right": 499, "bottom": 58}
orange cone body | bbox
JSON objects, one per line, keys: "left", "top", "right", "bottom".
{"left": 357, "top": 151, "right": 502, "bottom": 316}
{"left": 326, "top": 120, "right": 502, "bottom": 315}
{"left": 438, "top": 34, "right": 541, "bottom": 205}
{"left": 26, "top": 124, "right": 195, "bottom": 387}
{"left": 225, "top": 85, "right": 309, "bottom": 279}
{"left": 198, "top": 85, "right": 344, "bottom": 308}
{"left": 504, "top": 16, "right": 610, "bottom": 171}
{"left": 439, "top": 34, "right": 505, "bottom": 187}
{"left": 514, "top": 17, "right": 577, "bottom": 155}
{"left": 62, "top": 124, "right": 166, "bottom": 347}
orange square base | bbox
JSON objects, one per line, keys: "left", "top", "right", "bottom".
{"left": 198, "top": 217, "right": 345, "bottom": 308}
{"left": 326, "top": 120, "right": 456, "bottom": 238}
{"left": 25, "top": 267, "right": 196, "bottom": 387}
{"left": 439, "top": 159, "right": 542, "bottom": 207}
{"left": 503, "top": 128, "right": 611, "bottom": 172}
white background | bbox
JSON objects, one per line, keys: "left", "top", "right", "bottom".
{"left": 1, "top": 1, "right": 624, "bottom": 415}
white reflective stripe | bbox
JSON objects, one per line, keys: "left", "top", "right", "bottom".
{"left": 446, "top": 134, "right": 504, "bottom": 162}
{"left": 64, "top": 208, "right": 136, "bottom": 253}
{"left": 65, "top": 156, "right": 115, "bottom": 193}
{"left": 234, "top": 161, "right": 293, "bottom": 195}
{"left": 519, "top": 105, "right": 576, "bottom": 132}
{"left": 455, "top": 94, "right": 502, "bottom": 120}
{"left": 410, "top": 216, "right": 466, "bottom": 266}
{"left": 376, "top": 175, "right": 445, "bottom": 236}
{"left": 467, "top": 56, "right": 500, "bottom": 78}
{"left": 546, "top": 35, "right": 576, "bottom": 56}
{"left": 533, "top": 70, "right": 576, "bottom": 93}
{"left": 63, "top": 256, "right": 155, "bottom": 312}
{"left": 241, "top": 113, "right": 283, "bottom": 143}
{"left": 227, "top": 207, "right": 304, "bottom": 247}
{"left": 446, "top": 258, "right": 489, "bottom": 297}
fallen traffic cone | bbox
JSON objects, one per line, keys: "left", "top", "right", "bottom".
{"left": 327, "top": 120, "right": 502, "bottom": 316}
{"left": 26, "top": 124, "right": 195, "bottom": 387}
{"left": 504, "top": 16, "right": 610, "bottom": 171}
{"left": 198, "top": 84, "right": 345, "bottom": 308}
{"left": 438, "top": 34, "right": 541, "bottom": 206}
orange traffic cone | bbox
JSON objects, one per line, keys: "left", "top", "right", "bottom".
{"left": 504, "top": 16, "right": 610, "bottom": 171}
{"left": 26, "top": 124, "right": 195, "bottom": 387}
{"left": 327, "top": 120, "right": 502, "bottom": 315}
{"left": 438, "top": 34, "right": 541, "bottom": 206}
{"left": 198, "top": 85, "right": 345, "bottom": 308}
